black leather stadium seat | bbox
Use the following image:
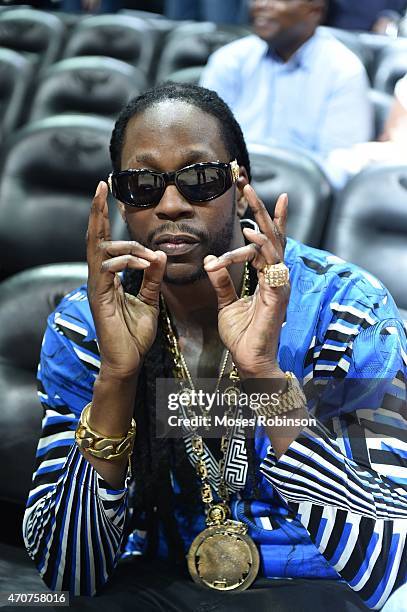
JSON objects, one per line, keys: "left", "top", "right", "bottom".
{"left": 333, "top": 28, "right": 399, "bottom": 83}
{"left": 357, "top": 32, "right": 396, "bottom": 83}
{"left": 322, "top": 164, "right": 407, "bottom": 310}
{"left": 164, "top": 65, "right": 204, "bottom": 86}
{"left": 373, "top": 42, "right": 407, "bottom": 94}
{"left": 321, "top": 28, "right": 404, "bottom": 85}
{"left": 0, "top": 47, "right": 32, "bottom": 140}
{"left": 0, "top": 263, "right": 88, "bottom": 508}
{"left": 118, "top": 9, "right": 181, "bottom": 83}
{"left": 248, "top": 144, "right": 332, "bottom": 248}
{"left": 155, "top": 22, "right": 250, "bottom": 84}
{"left": 0, "top": 114, "right": 113, "bottom": 279}
{"left": 63, "top": 14, "right": 155, "bottom": 81}
{"left": 0, "top": 263, "right": 87, "bottom": 587}
{"left": 0, "top": 8, "right": 64, "bottom": 72}
{"left": 29, "top": 56, "right": 147, "bottom": 122}
{"left": 368, "top": 88, "right": 393, "bottom": 139}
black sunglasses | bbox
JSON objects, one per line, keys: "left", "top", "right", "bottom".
{"left": 108, "top": 160, "right": 240, "bottom": 208}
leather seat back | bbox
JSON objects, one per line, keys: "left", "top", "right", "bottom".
{"left": 248, "top": 144, "right": 332, "bottom": 248}
{"left": 0, "top": 114, "right": 113, "bottom": 279}
{"left": 373, "top": 43, "right": 407, "bottom": 94}
{"left": 29, "top": 56, "right": 147, "bottom": 122}
{"left": 63, "top": 14, "right": 155, "bottom": 80}
{"left": 0, "top": 8, "right": 64, "bottom": 72}
{"left": 0, "top": 47, "right": 32, "bottom": 140}
{"left": 164, "top": 65, "right": 204, "bottom": 86}
{"left": 0, "top": 263, "right": 88, "bottom": 506}
{"left": 155, "top": 22, "right": 250, "bottom": 83}
{"left": 368, "top": 88, "right": 393, "bottom": 139}
{"left": 322, "top": 164, "right": 407, "bottom": 309}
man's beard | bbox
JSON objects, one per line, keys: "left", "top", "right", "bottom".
{"left": 125, "top": 203, "right": 236, "bottom": 286}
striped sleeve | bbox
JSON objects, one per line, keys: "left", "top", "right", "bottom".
{"left": 23, "top": 290, "right": 130, "bottom": 595}
{"left": 261, "top": 317, "right": 407, "bottom": 610}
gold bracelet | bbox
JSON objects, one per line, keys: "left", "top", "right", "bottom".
{"left": 75, "top": 402, "right": 137, "bottom": 461}
{"left": 254, "top": 372, "right": 307, "bottom": 417}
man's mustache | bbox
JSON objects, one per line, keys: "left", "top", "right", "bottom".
{"left": 147, "top": 223, "right": 209, "bottom": 246}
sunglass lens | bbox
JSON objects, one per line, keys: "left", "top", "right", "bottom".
{"left": 177, "top": 166, "right": 226, "bottom": 202}
{"left": 118, "top": 172, "right": 164, "bottom": 206}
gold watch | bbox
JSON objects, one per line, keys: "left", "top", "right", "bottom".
{"left": 254, "top": 372, "right": 306, "bottom": 417}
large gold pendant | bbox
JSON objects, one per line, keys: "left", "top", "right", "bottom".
{"left": 187, "top": 520, "right": 260, "bottom": 591}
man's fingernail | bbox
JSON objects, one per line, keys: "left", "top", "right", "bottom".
{"left": 204, "top": 255, "right": 217, "bottom": 264}
{"left": 95, "top": 181, "right": 103, "bottom": 197}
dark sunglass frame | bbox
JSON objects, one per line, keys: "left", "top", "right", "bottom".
{"left": 108, "top": 159, "right": 240, "bottom": 208}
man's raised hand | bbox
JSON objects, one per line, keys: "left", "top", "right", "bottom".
{"left": 204, "top": 187, "right": 289, "bottom": 379}
{"left": 86, "top": 181, "right": 167, "bottom": 380}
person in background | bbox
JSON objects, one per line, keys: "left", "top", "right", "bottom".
{"left": 326, "top": 73, "right": 407, "bottom": 181}
{"left": 200, "top": 0, "right": 373, "bottom": 188}
{"left": 164, "top": 0, "right": 248, "bottom": 24}
{"left": 325, "top": 0, "right": 407, "bottom": 34}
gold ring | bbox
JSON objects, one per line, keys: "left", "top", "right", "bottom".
{"left": 261, "top": 262, "right": 289, "bottom": 287}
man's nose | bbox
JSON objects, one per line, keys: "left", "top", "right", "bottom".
{"left": 154, "top": 184, "right": 194, "bottom": 220}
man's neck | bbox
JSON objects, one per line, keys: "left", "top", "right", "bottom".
{"left": 161, "top": 261, "right": 246, "bottom": 380}
{"left": 268, "top": 30, "right": 314, "bottom": 62}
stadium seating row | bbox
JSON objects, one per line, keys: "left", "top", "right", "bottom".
{"left": 0, "top": 8, "right": 406, "bottom": 90}
{"left": 0, "top": 114, "right": 406, "bottom": 310}
{"left": 0, "top": 48, "right": 393, "bottom": 138}
{"left": 0, "top": 8, "right": 407, "bottom": 87}
{"left": 0, "top": 49, "right": 395, "bottom": 142}
{"left": 1, "top": 7, "right": 406, "bottom": 145}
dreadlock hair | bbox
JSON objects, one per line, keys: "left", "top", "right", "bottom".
{"left": 111, "top": 82, "right": 258, "bottom": 563}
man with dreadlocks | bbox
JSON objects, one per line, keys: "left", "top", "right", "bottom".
{"left": 23, "top": 83, "right": 406, "bottom": 611}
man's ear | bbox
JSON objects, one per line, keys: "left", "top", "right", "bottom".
{"left": 236, "top": 166, "right": 250, "bottom": 218}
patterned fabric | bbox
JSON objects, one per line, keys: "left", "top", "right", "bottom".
{"left": 23, "top": 239, "right": 407, "bottom": 609}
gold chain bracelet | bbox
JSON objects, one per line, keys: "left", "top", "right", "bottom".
{"left": 75, "top": 402, "right": 136, "bottom": 461}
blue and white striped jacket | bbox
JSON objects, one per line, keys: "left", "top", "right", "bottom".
{"left": 23, "top": 238, "right": 407, "bottom": 609}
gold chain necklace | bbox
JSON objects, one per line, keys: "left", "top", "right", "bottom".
{"left": 164, "top": 320, "right": 231, "bottom": 422}
{"left": 161, "top": 263, "right": 260, "bottom": 592}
